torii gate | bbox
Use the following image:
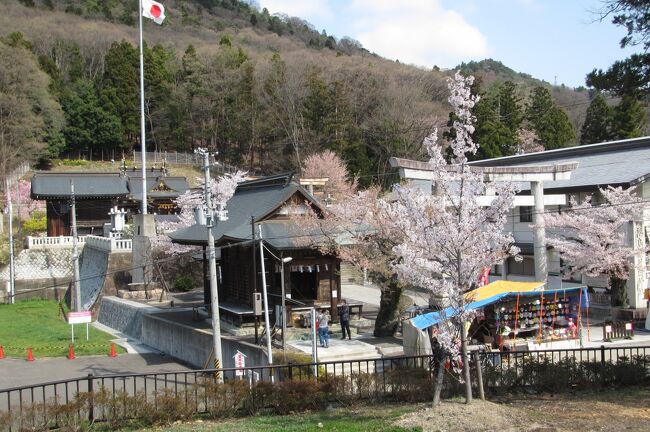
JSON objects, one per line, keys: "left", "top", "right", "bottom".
{"left": 389, "top": 157, "right": 578, "bottom": 284}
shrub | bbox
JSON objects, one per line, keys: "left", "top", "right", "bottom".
{"left": 201, "top": 379, "right": 249, "bottom": 419}
{"left": 173, "top": 276, "right": 194, "bottom": 292}
{"left": 23, "top": 211, "right": 47, "bottom": 235}
{"left": 386, "top": 367, "right": 433, "bottom": 403}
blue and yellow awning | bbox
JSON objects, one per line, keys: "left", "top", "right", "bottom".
{"left": 411, "top": 280, "right": 587, "bottom": 330}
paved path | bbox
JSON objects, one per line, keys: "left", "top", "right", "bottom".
{"left": 342, "top": 283, "right": 430, "bottom": 307}
{"left": 0, "top": 353, "right": 191, "bottom": 390}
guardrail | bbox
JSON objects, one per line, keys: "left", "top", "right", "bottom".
{"left": 26, "top": 236, "right": 88, "bottom": 250}
{"left": 1, "top": 345, "right": 648, "bottom": 430}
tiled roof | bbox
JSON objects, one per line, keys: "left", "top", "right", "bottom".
{"left": 469, "top": 136, "right": 650, "bottom": 191}
{"left": 31, "top": 173, "right": 129, "bottom": 199}
{"left": 169, "top": 173, "right": 326, "bottom": 248}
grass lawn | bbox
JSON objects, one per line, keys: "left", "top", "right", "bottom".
{"left": 0, "top": 299, "right": 124, "bottom": 358}
{"left": 134, "top": 405, "right": 420, "bottom": 432}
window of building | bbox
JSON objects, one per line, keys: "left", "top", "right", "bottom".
{"left": 507, "top": 256, "right": 535, "bottom": 276}
{"left": 519, "top": 206, "right": 533, "bottom": 223}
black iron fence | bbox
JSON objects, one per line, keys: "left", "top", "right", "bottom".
{"left": 1, "top": 345, "right": 649, "bottom": 430}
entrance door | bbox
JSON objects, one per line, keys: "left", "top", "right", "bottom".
{"left": 290, "top": 271, "right": 318, "bottom": 302}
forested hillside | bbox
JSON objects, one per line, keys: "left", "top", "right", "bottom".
{"left": 0, "top": 0, "right": 595, "bottom": 187}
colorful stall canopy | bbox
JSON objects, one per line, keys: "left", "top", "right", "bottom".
{"left": 410, "top": 281, "right": 588, "bottom": 330}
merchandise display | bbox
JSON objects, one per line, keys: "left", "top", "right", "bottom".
{"left": 491, "top": 293, "right": 581, "bottom": 343}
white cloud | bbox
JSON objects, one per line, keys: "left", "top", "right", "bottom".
{"left": 347, "top": 0, "right": 489, "bottom": 68}
{"left": 258, "top": 0, "right": 333, "bottom": 21}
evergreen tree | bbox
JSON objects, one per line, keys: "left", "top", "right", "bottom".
{"left": 446, "top": 78, "right": 520, "bottom": 160}
{"left": 611, "top": 96, "right": 647, "bottom": 139}
{"left": 98, "top": 40, "right": 139, "bottom": 148}
{"left": 525, "top": 86, "right": 575, "bottom": 150}
{"left": 471, "top": 91, "right": 517, "bottom": 160}
{"left": 587, "top": 1, "right": 650, "bottom": 96}
{"left": 62, "top": 80, "right": 124, "bottom": 153}
{"left": 580, "top": 93, "right": 613, "bottom": 144}
{"left": 497, "top": 81, "right": 523, "bottom": 132}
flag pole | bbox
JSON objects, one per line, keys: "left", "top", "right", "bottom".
{"left": 138, "top": 0, "right": 148, "bottom": 215}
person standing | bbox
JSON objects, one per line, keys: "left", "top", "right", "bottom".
{"left": 339, "top": 299, "right": 351, "bottom": 340}
{"left": 318, "top": 309, "right": 330, "bottom": 348}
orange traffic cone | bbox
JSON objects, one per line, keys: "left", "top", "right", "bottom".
{"left": 26, "top": 348, "right": 34, "bottom": 362}
{"left": 108, "top": 343, "right": 117, "bottom": 358}
{"left": 0, "top": 345, "right": 5, "bottom": 359}
{"left": 67, "top": 344, "right": 76, "bottom": 360}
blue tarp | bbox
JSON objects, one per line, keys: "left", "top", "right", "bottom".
{"left": 411, "top": 285, "right": 589, "bottom": 330}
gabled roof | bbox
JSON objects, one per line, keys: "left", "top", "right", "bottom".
{"left": 469, "top": 136, "right": 650, "bottom": 191}
{"left": 31, "top": 173, "right": 129, "bottom": 200}
{"left": 128, "top": 176, "right": 190, "bottom": 201}
{"left": 169, "top": 173, "right": 324, "bottom": 248}
{"left": 30, "top": 171, "right": 190, "bottom": 202}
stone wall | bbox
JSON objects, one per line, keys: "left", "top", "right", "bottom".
{"left": 97, "top": 296, "right": 158, "bottom": 340}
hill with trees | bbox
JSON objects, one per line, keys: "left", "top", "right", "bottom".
{"left": 0, "top": 0, "right": 593, "bottom": 187}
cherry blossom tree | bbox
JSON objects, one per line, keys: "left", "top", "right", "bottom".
{"left": 301, "top": 150, "right": 357, "bottom": 202}
{"left": 542, "top": 186, "right": 646, "bottom": 307}
{"left": 386, "top": 73, "right": 519, "bottom": 405}
{"left": 289, "top": 181, "right": 412, "bottom": 337}
{"left": 15, "top": 179, "right": 45, "bottom": 221}
{"left": 152, "top": 171, "right": 246, "bottom": 255}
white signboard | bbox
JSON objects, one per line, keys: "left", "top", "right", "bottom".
{"left": 67, "top": 311, "right": 92, "bottom": 324}
{"left": 233, "top": 350, "right": 247, "bottom": 376}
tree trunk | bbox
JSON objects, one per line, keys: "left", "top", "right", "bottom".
{"left": 432, "top": 354, "right": 446, "bottom": 407}
{"left": 460, "top": 322, "right": 473, "bottom": 404}
{"left": 373, "top": 273, "right": 403, "bottom": 337}
{"left": 610, "top": 273, "right": 629, "bottom": 308}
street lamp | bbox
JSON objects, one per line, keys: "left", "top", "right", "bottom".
{"left": 280, "top": 255, "right": 293, "bottom": 357}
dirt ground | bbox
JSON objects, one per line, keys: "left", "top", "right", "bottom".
{"left": 395, "top": 387, "right": 650, "bottom": 432}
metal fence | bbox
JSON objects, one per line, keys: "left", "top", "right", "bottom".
{"left": 1, "top": 345, "right": 649, "bottom": 430}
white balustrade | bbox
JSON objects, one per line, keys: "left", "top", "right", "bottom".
{"left": 26, "top": 235, "right": 131, "bottom": 253}
{"left": 26, "top": 236, "right": 87, "bottom": 250}
{"left": 85, "top": 235, "right": 132, "bottom": 253}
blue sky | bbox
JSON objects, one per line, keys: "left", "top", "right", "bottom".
{"left": 258, "top": 0, "right": 639, "bottom": 88}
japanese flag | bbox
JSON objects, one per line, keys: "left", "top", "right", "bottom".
{"left": 142, "top": 0, "right": 166, "bottom": 25}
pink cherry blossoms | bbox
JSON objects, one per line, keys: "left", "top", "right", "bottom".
{"left": 542, "top": 186, "right": 645, "bottom": 280}
{"left": 152, "top": 171, "right": 246, "bottom": 255}
{"left": 387, "top": 73, "right": 519, "bottom": 355}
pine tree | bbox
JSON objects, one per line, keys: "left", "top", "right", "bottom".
{"left": 497, "top": 81, "right": 523, "bottom": 132}
{"left": 526, "top": 86, "right": 575, "bottom": 150}
{"left": 611, "top": 96, "right": 647, "bottom": 139}
{"left": 62, "top": 80, "right": 123, "bottom": 153}
{"left": 580, "top": 93, "right": 613, "bottom": 145}
{"left": 98, "top": 40, "right": 139, "bottom": 148}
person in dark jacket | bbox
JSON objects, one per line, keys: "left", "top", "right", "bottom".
{"left": 339, "top": 299, "right": 351, "bottom": 340}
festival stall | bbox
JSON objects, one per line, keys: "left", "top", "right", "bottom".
{"left": 408, "top": 280, "right": 590, "bottom": 351}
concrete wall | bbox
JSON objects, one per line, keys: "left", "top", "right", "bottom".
{"left": 141, "top": 313, "right": 268, "bottom": 369}
{"left": 98, "top": 296, "right": 158, "bottom": 340}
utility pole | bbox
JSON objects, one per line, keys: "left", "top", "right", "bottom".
{"left": 197, "top": 148, "right": 224, "bottom": 383}
{"left": 280, "top": 253, "right": 293, "bottom": 358}
{"left": 5, "top": 178, "right": 15, "bottom": 304}
{"left": 252, "top": 215, "right": 259, "bottom": 345}
{"left": 70, "top": 180, "right": 82, "bottom": 312}
{"left": 258, "top": 226, "right": 273, "bottom": 370}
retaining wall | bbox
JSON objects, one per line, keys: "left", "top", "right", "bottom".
{"left": 98, "top": 296, "right": 158, "bottom": 340}
{"left": 141, "top": 313, "right": 268, "bottom": 369}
